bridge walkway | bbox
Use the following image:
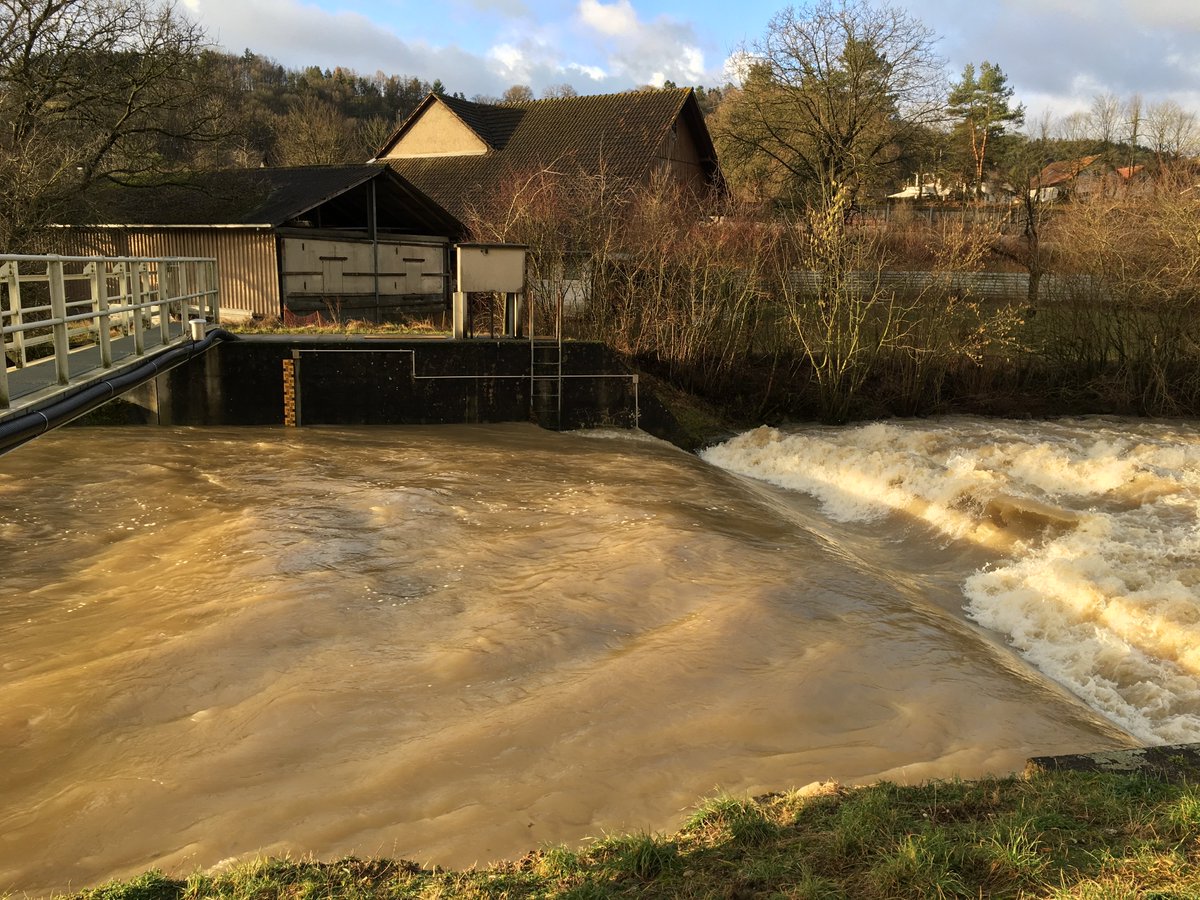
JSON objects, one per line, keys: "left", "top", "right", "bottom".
{"left": 1, "top": 324, "right": 183, "bottom": 423}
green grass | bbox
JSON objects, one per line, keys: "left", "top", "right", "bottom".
{"left": 225, "top": 318, "right": 448, "bottom": 336}
{"left": 55, "top": 771, "right": 1200, "bottom": 900}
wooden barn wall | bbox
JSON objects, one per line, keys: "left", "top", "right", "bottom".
{"left": 280, "top": 236, "right": 446, "bottom": 299}
{"left": 60, "top": 229, "right": 281, "bottom": 319}
{"left": 655, "top": 117, "right": 708, "bottom": 193}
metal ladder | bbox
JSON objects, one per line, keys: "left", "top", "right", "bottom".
{"left": 530, "top": 334, "right": 562, "bottom": 429}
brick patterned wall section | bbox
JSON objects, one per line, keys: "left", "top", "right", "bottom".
{"left": 282, "top": 359, "right": 296, "bottom": 426}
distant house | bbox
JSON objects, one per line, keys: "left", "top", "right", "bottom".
{"left": 887, "top": 173, "right": 951, "bottom": 201}
{"left": 1029, "top": 156, "right": 1150, "bottom": 203}
{"left": 1029, "top": 155, "right": 1103, "bottom": 203}
{"left": 56, "top": 165, "right": 461, "bottom": 321}
{"left": 373, "top": 88, "right": 724, "bottom": 226}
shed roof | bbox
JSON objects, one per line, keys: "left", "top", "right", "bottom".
{"left": 378, "top": 88, "right": 721, "bottom": 223}
{"left": 61, "top": 165, "right": 461, "bottom": 235}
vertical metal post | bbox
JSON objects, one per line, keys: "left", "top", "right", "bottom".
{"left": 3, "top": 261, "right": 26, "bottom": 368}
{"left": 195, "top": 261, "right": 208, "bottom": 321}
{"left": 48, "top": 257, "right": 70, "bottom": 385}
{"left": 526, "top": 284, "right": 534, "bottom": 339}
{"left": 208, "top": 260, "right": 220, "bottom": 322}
{"left": 181, "top": 261, "right": 193, "bottom": 322}
{"left": 0, "top": 263, "right": 9, "bottom": 409}
{"left": 369, "top": 180, "right": 380, "bottom": 312}
{"left": 158, "top": 262, "right": 171, "bottom": 344}
{"left": 175, "top": 260, "right": 188, "bottom": 322}
{"left": 115, "top": 261, "right": 130, "bottom": 335}
{"left": 131, "top": 263, "right": 146, "bottom": 355}
{"left": 88, "top": 262, "right": 113, "bottom": 368}
{"left": 0, "top": 338, "right": 7, "bottom": 410}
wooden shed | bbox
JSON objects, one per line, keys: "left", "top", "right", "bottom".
{"left": 56, "top": 165, "right": 463, "bottom": 322}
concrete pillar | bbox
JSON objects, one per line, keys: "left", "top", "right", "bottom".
{"left": 452, "top": 291, "right": 467, "bottom": 340}
{"left": 503, "top": 292, "right": 516, "bottom": 337}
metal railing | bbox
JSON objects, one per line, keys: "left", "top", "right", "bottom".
{"left": 0, "top": 254, "right": 219, "bottom": 409}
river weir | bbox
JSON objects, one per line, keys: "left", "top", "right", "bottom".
{"left": 3, "top": 419, "right": 1186, "bottom": 894}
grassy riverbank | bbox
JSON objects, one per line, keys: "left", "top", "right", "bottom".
{"left": 67, "top": 770, "right": 1200, "bottom": 900}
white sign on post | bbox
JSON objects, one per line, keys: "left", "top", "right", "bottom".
{"left": 456, "top": 244, "right": 527, "bottom": 293}
{"left": 452, "top": 243, "right": 528, "bottom": 339}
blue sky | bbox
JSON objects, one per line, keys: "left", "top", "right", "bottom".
{"left": 182, "top": 0, "right": 1200, "bottom": 123}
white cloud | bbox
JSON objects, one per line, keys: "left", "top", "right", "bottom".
{"left": 489, "top": 43, "right": 527, "bottom": 77}
{"left": 568, "top": 62, "right": 608, "bottom": 82}
{"left": 1120, "top": 0, "right": 1200, "bottom": 30}
{"left": 573, "top": 0, "right": 710, "bottom": 86}
{"left": 578, "top": 0, "right": 639, "bottom": 38}
{"left": 722, "top": 50, "right": 753, "bottom": 84}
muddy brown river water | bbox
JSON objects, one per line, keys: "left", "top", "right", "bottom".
{"left": 5, "top": 419, "right": 1189, "bottom": 895}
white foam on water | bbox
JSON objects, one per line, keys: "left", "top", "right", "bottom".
{"left": 702, "top": 418, "right": 1200, "bottom": 744}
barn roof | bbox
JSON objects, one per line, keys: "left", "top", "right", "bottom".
{"left": 378, "top": 88, "right": 721, "bottom": 223}
{"left": 61, "top": 165, "right": 462, "bottom": 235}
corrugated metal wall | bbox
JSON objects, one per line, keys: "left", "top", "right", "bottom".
{"left": 60, "top": 229, "right": 281, "bottom": 318}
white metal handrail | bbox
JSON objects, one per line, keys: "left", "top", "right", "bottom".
{"left": 0, "top": 254, "right": 219, "bottom": 409}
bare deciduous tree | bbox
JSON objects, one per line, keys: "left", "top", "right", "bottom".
{"left": 272, "top": 95, "right": 353, "bottom": 165}
{"left": 1055, "top": 110, "right": 1091, "bottom": 144}
{"left": 1088, "top": 92, "right": 1121, "bottom": 146}
{"left": 501, "top": 84, "right": 534, "bottom": 103}
{"left": 1145, "top": 100, "right": 1198, "bottom": 163}
{"left": 0, "top": 0, "right": 227, "bottom": 248}
{"left": 541, "top": 83, "right": 577, "bottom": 99}
{"left": 713, "top": 0, "right": 944, "bottom": 207}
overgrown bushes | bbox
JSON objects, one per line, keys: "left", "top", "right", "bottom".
{"left": 467, "top": 166, "right": 1200, "bottom": 423}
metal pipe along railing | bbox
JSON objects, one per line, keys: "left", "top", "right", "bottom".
{"left": 0, "top": 254, "right": 219, "bottom": 410}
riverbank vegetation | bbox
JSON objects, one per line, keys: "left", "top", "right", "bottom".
{"left": 466, "top": 159, "right": 1200, "bottom": 425}
{"left": 68, "top": 770, "right": 1200, "bottom": 899}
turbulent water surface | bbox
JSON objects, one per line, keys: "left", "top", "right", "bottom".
{"left": 4, "top": 419, "right": 1184, "bottom": 894}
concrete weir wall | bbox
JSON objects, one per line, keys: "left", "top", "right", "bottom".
{"left": 109, "top": 336, "right": 640, "bottom": 431}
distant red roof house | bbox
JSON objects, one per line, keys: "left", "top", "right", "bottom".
{"left": 1032, "top": 156, "right": 1155, "bottom": 202}
{"left": 1032, "top": 155, "right": 1103, "bottom": 195}
{"left": 1114, "top": 164, "right": 1145, "bottom": 180}
{"left": 373, "top": 88, "right": 723, "bottom": 229}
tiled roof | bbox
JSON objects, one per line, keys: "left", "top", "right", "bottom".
{"left": 381, "top": 88, "right": 720, "bottom": 223}
{"left": 61, "top": 165, "right": 460, "bottom": 235}
{"left": 1034, "top": 155, "right": 1102, "bottom": 189}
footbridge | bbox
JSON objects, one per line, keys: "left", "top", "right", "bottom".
{"left": 0, "top": 254, "right": 221, "bottom": 454}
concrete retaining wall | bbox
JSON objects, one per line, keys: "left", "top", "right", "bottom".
{"left": 109, "top": 336, "right": 641, "bottom": 432}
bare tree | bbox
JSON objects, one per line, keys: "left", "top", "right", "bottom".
{"left": 542, "top": 83, "right": 577, "bottom": 99}
{"left": 1123, "top": 94, "right": 1143, "bottom": 152}
{"left": 1055, "top": 110, "right": 1091, "bottom": 143}
{"left": 501, "top": 84, "right": 534, "bottom": 103}
{"left": 778, "top": 184, "right": 901, "bottom": 421}
{"left": 1088, "top": 92, "right": 1121, "bottom": 146}
{"left": 713, "top": 0, "right": 945, "bottom": 207}
{"left": 272, "top": 95, "right": 353, "bottom": 165}
{"left": 0, "top": 0, "right": 227, "bottom": 248}
{"left": 1145, "top": 100, "right": 1198, "bottom": 163}
{"left": 1027, "top": 107, "right": 1054, "bottom": 142}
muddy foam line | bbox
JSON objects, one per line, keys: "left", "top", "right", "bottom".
{"left": 702, "top": 419, "right": 1200, "bottom": 744}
